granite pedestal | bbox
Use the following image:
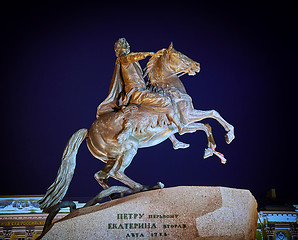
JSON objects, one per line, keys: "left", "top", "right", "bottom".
{"left": 40, "top": 186, "right": 258, "bottom": 240}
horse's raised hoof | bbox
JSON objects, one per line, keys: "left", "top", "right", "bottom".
{"left": 204, "top": 148, "right": 213, "bottom": 159}
{"left": 225, "top": 131, "right": 235, "bottom": 144}
{"left": 173, "top": 141, "right": 190, "bottom": 150}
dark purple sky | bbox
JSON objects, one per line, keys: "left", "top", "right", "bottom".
{"left": 1, "top": 2, "right": 297, "bottom": 204}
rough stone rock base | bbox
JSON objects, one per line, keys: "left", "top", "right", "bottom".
{"left": 41, "top": 186, "right": 258, "bottom": 240}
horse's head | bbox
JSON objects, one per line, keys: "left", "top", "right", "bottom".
{"left": 146, "top": 43, "right": 201, "bottom": 92}
{"left": 166, "top": 42, "right": 200, "bottom": 77}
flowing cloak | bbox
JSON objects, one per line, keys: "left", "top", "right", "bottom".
{"left": 96, "top": 56, "right": 145, "bottom": 118}
{"left": 96, "top": 60, "right": 124, "bottom": 118}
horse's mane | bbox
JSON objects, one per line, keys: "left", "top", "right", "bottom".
{"left": 145, "top": 48, "right": 167, "bottom": 83}
{"left": 145, "top": 47, "right": 187, "bottom": 94}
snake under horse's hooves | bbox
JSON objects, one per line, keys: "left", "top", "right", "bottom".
{"left": 84, "top": 182, "right": 164, "bottom": 207}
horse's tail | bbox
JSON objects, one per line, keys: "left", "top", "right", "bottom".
{"left": 38, "top": 128, "right": 88, "bottom": 212}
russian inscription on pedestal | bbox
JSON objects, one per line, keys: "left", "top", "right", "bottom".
{"left": 107, "top": 212, "right": 186, "bottom": 238}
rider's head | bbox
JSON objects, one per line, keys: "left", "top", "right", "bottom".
{"left": 114, "top": 38, "right": 130, "bottom": 57}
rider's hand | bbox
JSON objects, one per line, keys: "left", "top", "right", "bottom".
{"left": 145, "top": 52, "right": 155, "bottom": 57}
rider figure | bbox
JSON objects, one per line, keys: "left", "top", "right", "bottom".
{"left": 96, "top": 38, "right": 188, "bottom": 148}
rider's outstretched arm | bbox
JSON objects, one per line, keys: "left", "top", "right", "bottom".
{"left": 125, "top": 52, "right": 155, "bottom": 63}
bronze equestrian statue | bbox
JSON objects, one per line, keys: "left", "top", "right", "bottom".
{"left": 38, "top": 38, "right": 234, "bottom": 212}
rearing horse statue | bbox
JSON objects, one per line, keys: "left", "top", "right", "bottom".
{"left": 38, "top": 43, "right": 235, "bottom": 212}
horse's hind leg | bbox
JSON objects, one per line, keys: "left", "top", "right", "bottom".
{"left": 94, "top": 160, "right": 115, "bottom": 189}
{"left": 94, "top": 160, "right": 122, "bottom": 200}
{"left": 108, "top": 144, "right": 144, "bottom": 191}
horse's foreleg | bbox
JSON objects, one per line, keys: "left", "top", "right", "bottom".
{"left": 184, "top": 122, "right": 227, "bottom": 163}
{"left": 169, "top": 135, "right": 190, "bottom": 149}
{"left": 112, "top": 170, "right": 144, "bottom": 191}
{"left": 181, "top": 122, "right": 217, "bottom": 158}
{"left": 186, "top": 109, "right": 235, "bottom": 144}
